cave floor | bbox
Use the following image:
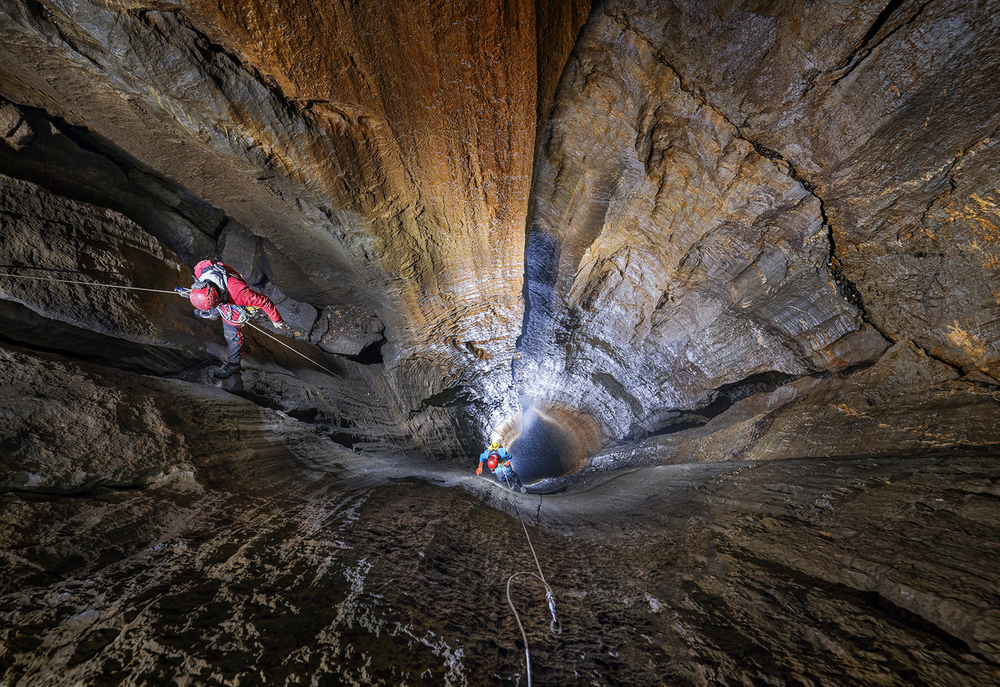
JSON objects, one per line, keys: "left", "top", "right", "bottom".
{"left": 4, "top": 375, "right": 999, "bottom": 686}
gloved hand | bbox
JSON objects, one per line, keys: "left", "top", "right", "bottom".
{"left": 274, "top": 320, "right": 289, "bottom": 331}
{"left": 475, "top": 463, "right": 483, "bottom": 476}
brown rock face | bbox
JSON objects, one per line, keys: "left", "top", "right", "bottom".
{"left": 2, "top": 0, "right": 1000, "bottom": 684}
{"left": 0, "top": 0, "right": 587, "bottom": 409}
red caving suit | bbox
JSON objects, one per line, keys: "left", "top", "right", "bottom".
{"left": 194, "top": 260, "right": 283, "bottom": 363}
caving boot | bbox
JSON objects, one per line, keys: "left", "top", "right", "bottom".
{"left": 214, "top": 362, "right": 241, "bottom": 379}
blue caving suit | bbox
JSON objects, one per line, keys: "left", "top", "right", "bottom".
{"left": 478, "top": 446, "right": 525, "bottom": 492}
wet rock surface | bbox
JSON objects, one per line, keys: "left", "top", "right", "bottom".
{"left": 3, "top": 374, "right": 999, "bottom": 686}
{"left": 1, "top": 0, "right": 1000, "bottom": 684}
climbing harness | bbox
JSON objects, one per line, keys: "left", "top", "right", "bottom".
{"left": 1, "top": 267, "right": 340, "bottom": 378}
{"left": 505, "top": 500, "right": 561, "bottom": 687}
{"left": 497, "top": 460, "right": 527, "bottom": 494}
{"left": 9, "top": 265, "right": 562, "bottom": 682}
{"left": 474, "top": 443, "right": 561, "bottom": 684}
{"left": 217, "top": 303, "right": 249, "bottom": 325}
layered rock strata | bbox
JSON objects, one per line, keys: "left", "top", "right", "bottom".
{"left": 2, "top": 0, "right": 1000, "bottom": 684}
{"left": 634, "top": 0, "right": 1000, "bottom": 379}
{"left": 0, "top": 173, "right": 481, "bottom": 464}
{"left": 0, "top": 0, "right": 589, "bottom": 427}
{"left": 523, "top": 12, "right": 887, "bottom": 443}
{"left": 517, "top": 0, "right": 1000, "bottom": 458}
{"left": 2, "top": 350, "right": 998, "bottom": 686}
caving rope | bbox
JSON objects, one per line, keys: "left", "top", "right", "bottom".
{"left": 8, "top": 266, "right": 562, "bottom": 681}
{"left": 0, "top": 270, "right": 184, "bottom": 295}
{"left": 504, "top": 490, "right": 562, "bottom": 687}
{"left": 0, "top": 268, "right": 339, "bottom": 377}
{"left": 174, "top": 286, "right": 341, "bottom": 377}
{"left": 245, "top": 318, "right": 339, "bottom": 377}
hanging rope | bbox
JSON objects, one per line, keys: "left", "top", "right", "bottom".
{"left": 503, "top": 489, "right": 561, "bottom": 687}
{"left": 1, "top": 268, "right": 340, "bottom": 378}
{"left": 0, "top": 270, "right": 180, "bottom": 295}
{"left": 244, "top": 319, "right": 341, "bottom": 377}
{"left": 507, "top": 571, "right": 542, "bottom": 687}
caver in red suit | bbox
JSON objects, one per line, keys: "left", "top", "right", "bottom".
{"left": 187, "top": 260, "right": 287, "bottom": 378}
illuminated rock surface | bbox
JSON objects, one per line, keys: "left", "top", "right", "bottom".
{"left": 2, "top": 0, "right": 1000, "bottom": 684}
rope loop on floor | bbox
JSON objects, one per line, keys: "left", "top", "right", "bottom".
{"left": 504, "top": 497, "right": 562, "bottom": 687}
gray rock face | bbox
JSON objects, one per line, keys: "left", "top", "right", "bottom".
{"left": 1, "top": 0, "right": 1000, "bottom": 684}
{"left": 619, "top": 0, "right": 1000, "bottom": 380}
{"left": 522, "top": 10, "right": 889, "bottom": 442}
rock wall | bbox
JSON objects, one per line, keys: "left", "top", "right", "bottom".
{"left": 520, "top": 0, "right": 1000, "bottom": 448}
{"left": 0, "top": 1, "right": 996, "bottom": 448}
{"left": 2, "top": 0, "right": 1000, "bottom": 684}
{"left": 523, "top": 11, "right": 884, "bottom": 441}
{"left": 0, "top": 172, "right": 483, "bottom": 465}
{"left": 631, "top": 0, "right": 1000, "bottom": 379}
{"left": 4, "top": 380, "right": 999, "bottom": 686}
{"left": 0, "top": 0, "right": 590, "bottom": 420}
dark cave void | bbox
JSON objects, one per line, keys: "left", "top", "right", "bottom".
{"left": 501, "top": 403, "right": 600, "bottom": 484}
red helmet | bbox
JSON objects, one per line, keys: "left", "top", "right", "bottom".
{"left": 190, "top": 283, "right": 220, "bottom": 310}
{"left": 487, "top": 452, "right": 499, "bottom": 470}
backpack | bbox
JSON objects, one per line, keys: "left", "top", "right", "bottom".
{"left": 198, "top": 263, "right": 229, "bottom": 296}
